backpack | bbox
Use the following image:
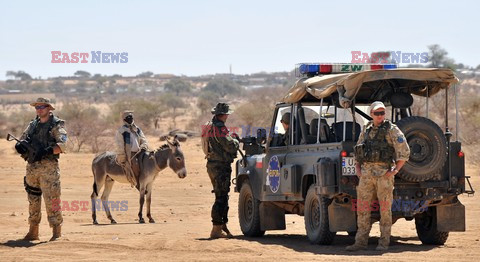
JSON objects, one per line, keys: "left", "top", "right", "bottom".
{"left": 201, "top": 121, "right": 213, "bottom": 158}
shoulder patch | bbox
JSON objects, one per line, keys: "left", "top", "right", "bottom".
{"left": 61, "top": 134, "right": 68, "bottom": 143}
{"left": 397, "top": 136, "right": 405, "bottom": 143}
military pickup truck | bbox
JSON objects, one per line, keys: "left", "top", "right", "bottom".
{"left": 234, "top": 64, "right": 474, "bottom": 245}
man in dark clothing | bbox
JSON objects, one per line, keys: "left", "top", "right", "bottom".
{"left": 204, "top": 103, "right": 239, "bottom": 238}
{"left": 281, "top": 112, "right": 291, "bottom": 146}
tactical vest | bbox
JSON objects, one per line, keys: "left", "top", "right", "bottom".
{"left": 356, "top": 120, "right": 395, "bottom": 164}
{"left": 27, "top": 115, "right": 61, "bottom": 160}
{"left": 204, "top": 118, "right": 236, "bottom": 163}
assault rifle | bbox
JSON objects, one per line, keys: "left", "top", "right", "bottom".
{"left": 6, "top": 133, "right": 37, "bottom": 163}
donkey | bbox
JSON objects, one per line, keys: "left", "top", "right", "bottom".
{"left": 90, "top": 136, "right": 186, "bottom": 224}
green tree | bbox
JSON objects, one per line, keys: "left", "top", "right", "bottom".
{"left": 137, "top": 71, "right": 154, "bottom": 78}
{"left": 164, "top": 79, "right": 192, "bottom": 96}
{"left": 202, "top": 78, "right": 243, "bottom": 97}
{"left": 5, "top": 70, "right": 32, "bottom": 80}
{"left": 159, "top": 93, "right": 187, "bottom": 128}
{"left": 74, "top": 70, "right": 91, "bottom": 78}
{"left": 197, "top": 91, "right": 219, "bottom": 115}
{"left": 57, "top": 102, "right": 104, "bottom": 152}
{"left": 109, "top": 98, "right": 167, "bottom": 132}
{"left": 427, "top": 44, "right": 455, "bottom": 69}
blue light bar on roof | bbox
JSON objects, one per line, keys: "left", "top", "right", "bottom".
{"left": 297, "top": 63, "right": 397, "bottom": 77}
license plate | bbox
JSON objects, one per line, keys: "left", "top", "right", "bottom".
{"left": 342, "top": 157, "right": 356, "bottom": 176}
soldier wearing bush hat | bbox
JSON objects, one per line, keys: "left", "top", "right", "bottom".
{"left": 204, "top": 102, "right": 238, "bottom": 238}
{"left": 16, "top": 97, "right": 67, "bottom": 241}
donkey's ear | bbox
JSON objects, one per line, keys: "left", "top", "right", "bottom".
{"left": 174, "top": 134, "right": 187, "bottom": 142}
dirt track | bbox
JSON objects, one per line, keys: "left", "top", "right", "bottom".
{"left": 0, "top": 137, "right": 479, "bottom": 261}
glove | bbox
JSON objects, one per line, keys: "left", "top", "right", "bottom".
{"left": 33, "top": 146, "right": 54, "bottom": 162}
{"left": 15, "top": 142, "right": 28, "bottom": 154}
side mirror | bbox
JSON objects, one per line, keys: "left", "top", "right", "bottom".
{"left": 257, "top": 128, "right": 267, "bottom": 144}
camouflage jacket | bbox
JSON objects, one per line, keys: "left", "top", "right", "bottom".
{"left": 356, "top": 120, "right": 410, "bottom": 175}
{"left": 20, "top": 113, "right": 68, "bottom": 160}
{"left": 206, "top": 117, "right": 239, "bottom": 163}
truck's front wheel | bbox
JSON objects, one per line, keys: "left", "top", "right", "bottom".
{"left": 304, "top": 185, "right": 336, "bottom": 244}
{"left": 415, "top": 207, "right": 449, "bottom": 245}
{"left": 238, "top": 181, "right": 265, "bottom": 237}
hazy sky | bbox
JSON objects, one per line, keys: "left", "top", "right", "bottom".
{"left": 1, "top": 0, "right": 478, "bottom": 80}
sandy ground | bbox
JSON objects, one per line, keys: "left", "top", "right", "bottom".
{"left": 0, "top": 137, "right": 479, "bottom": 262}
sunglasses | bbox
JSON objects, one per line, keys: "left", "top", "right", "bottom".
{"left": 35, "top": 105, "right": 49, "bottom": 110}
{"left": 373, "top": 111, "right": 386, "bottom": 116}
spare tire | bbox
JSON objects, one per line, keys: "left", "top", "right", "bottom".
{"left": 395, "top": 116, "right": 447, "bottom": 182}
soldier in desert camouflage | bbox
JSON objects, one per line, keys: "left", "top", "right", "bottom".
{"left": 15, "top": 98, "right": 67, "bottom": 241}
{"left": 346, "top": 101, "right": 410, "bottom": 251}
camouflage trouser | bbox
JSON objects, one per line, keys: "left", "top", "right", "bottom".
{"left": 355, "top": 164, "right": 394, "bottom": 247}
{"left": 206, "top": 161, "right": 232, "bottom": 226}
{"left": 25, "top": 159, "right": 63, "bottom": 227}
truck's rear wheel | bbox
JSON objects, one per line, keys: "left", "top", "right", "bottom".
{"left": 304, "top": 185, "right": 336, "bottom": 244}
{"left": 238, "top": 181, "right": 265, "bottom": 237}
{"left": 415, "top": 207, "right": 449, "bottom": 245}
{"left": 395, "top": 116, "right": 447, "bottom": 182}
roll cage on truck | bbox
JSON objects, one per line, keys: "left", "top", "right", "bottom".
{"left": 234, "top": 63, "right": 475, "bottom": 245}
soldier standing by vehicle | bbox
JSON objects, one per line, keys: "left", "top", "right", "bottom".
{"left": 15, "top": 98, "right": 67, "bottom": 241}
{"left": 346, "top": 101, "right": 410, "bottom": 251}
{"left": 203, "top": 103, "right": 239, "bottom": 238}
{"left": 114, "top": 110, "right": 149, "bottom": 188}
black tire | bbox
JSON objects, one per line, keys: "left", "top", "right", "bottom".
{"left": 415, "top": 207, "right": 449, "bottom": 245}
{"left": 304, "top": 185, "right": 336, "bottom": 245}
{"left": 395, "top": 116, "right": 447, "bottom": 182}
{"left": 238, "top": 181, "right": 265, "bottom": 237}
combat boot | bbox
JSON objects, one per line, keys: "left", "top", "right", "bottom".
{"left": 50, "top": 225, "right": 61, "bottom": 241}
{"left": 210, "top": 225, "right": 228, "bottom": 239}
{"left": 23, "top": 224, "right": 39, "bottom": 241}
{"left": 222, "top": 224, "right": 233, "bottom": 238}
{"left": 345, "top": 243, "right": 367, "bottom": 251}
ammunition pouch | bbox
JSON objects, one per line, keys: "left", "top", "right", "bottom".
{"left": 364, "top": 140, "right": 394, "bottom": 163}
{"left": 24, "top": 176, "right": 42, "bottom": 196}
{"left": 357, "top": 121, "right": 395, "bottom": 164}
{"left": 354, "top": 143, "right": 365, "bottom": 163}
